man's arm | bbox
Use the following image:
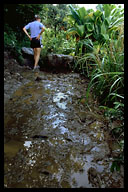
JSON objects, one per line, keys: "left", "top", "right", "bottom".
{"left": 23, "top": 27, "right": 32, "bottom": 40}
{"left": 36, "top": 27, "right": 45, "bottom": 40}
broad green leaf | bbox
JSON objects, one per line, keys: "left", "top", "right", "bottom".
{"left": 67, "top": 15, "right": 76, "bottom": 21}
{"left": 69, "top": 5, "right": 81, "bottom": 25}
{"left": 110, "top": 17, "right": 124, "bottom": 28}
{"left": 104, "top": 18, "right": 109, "bottom": 27}
{"left": 101, "top": 23, "right": 106, "bottom": 34}
{"left": 103, "top": 4, "right": 112, "bottom": 18}
{"left": 94, "top": 10, "right": 102, "bottom": 18}
{"left": 66, "top": 27, "right": 78, "bottom": 36}
{"left": 67, "top": 25, "right": 85, "bottom": 38}
{"left": 76, "top": 25, "right": 85, "bottom": 37}
{"left": 85, "top": 33, "right": 93, "bottom": 38}
{"left": 102, "top": 34, "right": 109, "bottom": 40}
{"left": 108, "top": 26, "right": 118, "bottom": 33}
{"left": 86, "top": 23, "right": 94, "bottom": 32}
{"left": 77, "top": 7, "right": 87, "bottom": 23}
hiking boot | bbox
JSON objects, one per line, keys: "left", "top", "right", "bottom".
{"left": 33, "top": 65, "right": 40, "bottom": 71}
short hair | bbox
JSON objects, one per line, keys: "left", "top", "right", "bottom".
{"left": 35, "top": 15, "right": 41, "bottom": 20}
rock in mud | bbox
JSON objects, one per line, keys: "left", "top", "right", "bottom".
{"left": 21, "top": 47, "right": 34, "bottom": 55}
{"left": 65, "top": 138, "right": 72, "bottom": 142}
{"left": 35, "top": 76, "right": 43, "bottom": 81}
{"left": 40, "top": 170, "right": 51, "bottom": 176}
{"left": 88, "top": 167, "right": 101, "bottom": 188}
{"left": 31, "top": 135, "right": 48, "bottom": 139}
{"left": 21, "top": 47, "right": 34, "bottom": 68}
{"left": 45, "top": 53, "right": 74, "bottom": 70}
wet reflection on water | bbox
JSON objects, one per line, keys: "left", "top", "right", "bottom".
{"left": 24, "top": 141, "right": 32, "bottom": 148}
{"left": 53, "top": 92, "right": 68, "bottom": 110}
{"left": 59, "top": 126, "right": 69, "bottom": 134}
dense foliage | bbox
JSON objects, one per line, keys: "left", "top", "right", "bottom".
{"left": 66, "top": 4, "right": 124, "bottom": 171}
{"left": 4, "top": 4, "right": 124, "bottom": 171}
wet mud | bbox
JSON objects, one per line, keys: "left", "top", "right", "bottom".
{"left": 4, "top": 55, "right": 124, "bottom": 188}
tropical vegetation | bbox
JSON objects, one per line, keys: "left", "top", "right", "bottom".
{"left": 66, "top": 4, "right": 124, "bottom": 171}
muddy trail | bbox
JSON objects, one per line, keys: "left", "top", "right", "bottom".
{"left": 4, "top": 52, "right": 124, "bottom": 188}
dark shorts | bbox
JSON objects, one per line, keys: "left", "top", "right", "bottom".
{"left": 30, "top": 37, "right": 43, "bottom": 48}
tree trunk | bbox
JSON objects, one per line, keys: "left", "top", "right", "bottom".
{"left": 55, "top": 25, "right": 56, "bottom": 37}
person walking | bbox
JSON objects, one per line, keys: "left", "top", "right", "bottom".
{"left": 23, "top": 15, "right": 45, "bottom": 70}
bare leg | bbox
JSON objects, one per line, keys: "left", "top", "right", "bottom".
{"left": 33, "top": 48, "right": 41, "bottom": 68}
{"left": 33, "top": 48, "right": 36, "bottom": 61}
{"left": 33, "top": 48, "right": 36, "bottom": 68}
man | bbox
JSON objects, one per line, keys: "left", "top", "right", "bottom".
{"left": 23, "top": 15, "right": 45, "bottom": 70}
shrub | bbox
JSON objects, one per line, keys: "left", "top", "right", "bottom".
{"left": 4, "top": 24, "right": 31, "bottom": 64}
{"left": 4, "top": 26, "right": 17, "bottom": 49}
{"left": 41, "top": 28, "right": 76, "bottom": 56}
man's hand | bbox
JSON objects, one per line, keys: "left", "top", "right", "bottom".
{"left": 36, "top": 34, "right": 40, "bottom": 40}
{"left": 29, "top": 36, "right": 32, "bottom": 41}
{"left": 36, "top": 27, "right": 45, "bottom": 40}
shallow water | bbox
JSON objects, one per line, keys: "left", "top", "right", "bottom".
{"left": 4, "top": 70, "right": 124, "bottom": 188}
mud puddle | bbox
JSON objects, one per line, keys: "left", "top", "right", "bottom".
{"left": 4, "top": 69, "right": 124, "bottom": 188}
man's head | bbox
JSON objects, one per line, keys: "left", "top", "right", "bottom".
{"left": 35, "top": 15, "right": 41, "bottom": 22}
